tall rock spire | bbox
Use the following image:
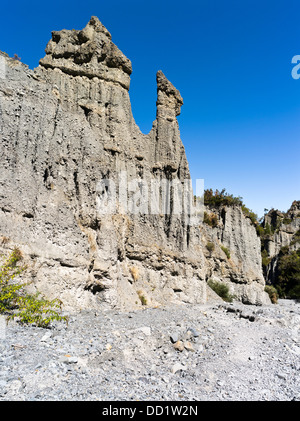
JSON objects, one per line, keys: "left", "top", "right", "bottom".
{"left": 156, "top": 70, "right": 183, "bottom": 117}
{"left": 152, "top": 70, "right": 188, "bottom": 176}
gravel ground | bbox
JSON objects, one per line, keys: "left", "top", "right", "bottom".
{"left": 0, "top": 299, "right": 299, "bottom": 401}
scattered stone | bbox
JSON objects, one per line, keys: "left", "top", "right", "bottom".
{"left": 187, "top": 327, "right": 200, "bottom": 338}
{"left": 138, "top": 377, "right": 149, "bottom": 384}
{"left": 171, "top": 363, "right": 187, "bottom": 374}
{"left": 11, "top": 343, "right": 26, "bottom": 350}
{"left": 184, "top": 341, "right": 195, "bottom": 352}
{"left": 138, "top": 327, "right": 151, "bottom": 336}
{"left": 0, "top": 299, "right": 298, "bottom": 401}
{"left": 59, "top": 355, "right": 78, "bottom": 364}
{"left": 173, "top": 340, "right": 185, "bottom": 352}
{"left": 170, "top": 332, "right": 179, "bottom": 343}
{"left": 40, "top": 332, "right": 52, "bottom": 342}
{"left": 276, "top": 372, "right": 287, "bottom": 380}
{"left": 6, "top": 380, "right": 23, "bottom": 395}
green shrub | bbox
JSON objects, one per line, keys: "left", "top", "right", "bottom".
{"left": 256, "top": 221, "right": 280, "bottom": 239}
{"left": 261, "top": 249, "right": 271, "bottom": 269}
{"left": 279, "top": 245, "right": 290, "bottom": 255}
{"left": 241, "top": 205, "right": 258, "bottom": 225}
{"left": 264, "top": 222, "right": 272, "bottom": 236}
{"left": 282, "top": 218, "right": 292, "bottom": 225}
{"left": 137, "top": 290, "right": 147, "bottom": 306}
{"left": 0, "top": 248, "right": 68, "bottom": 328}
{"left": 0, "top": 247, "right": 26, "bottom": 313}
{"left": 256, "top": 224, "right": 265, "bottom": 237}
{"left": 203, "top": 188, "right": 258, "bottom": 226}
{"left": 276, "top": 249, "right": 300, "bottom": 299}
{"left": 203, "top": 211, "right": 218, "bottom": 228}
{"left": 264, "top": 285, "right": 279, "bottom": 304}
{"left": 204, "top": 188, "right": 243, "bottom": 208}
{"left": 206, "top": 242, "right": 215, "bottom": 253}
{"left": 291, "top": 229, "right": 300, "bottom": 246}
{"left": 220, "top": 245, "right": 230, "bottom": 259}
{"left": 207, "top": 279, "right": 233, "bottom": 302}
{"left": 289, "top": 284, "right": 300, "bottom": 300}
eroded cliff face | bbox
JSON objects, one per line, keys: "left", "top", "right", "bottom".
{"left": 199, "top": 206, "right": 267, "bottom": 304}
{"left": 262, "top": 201, "right": 300, "bottom": 284}
{"left": 0, "top": 17, "right": 270, "bottom": 310}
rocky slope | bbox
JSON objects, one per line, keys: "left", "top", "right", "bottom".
{"left": 261, "top": 201, "right": 300, "bottom": 290}
{"left": 0, "top": 299, "right": 299, "bottom": 401}
{"left": 200, "top": 205, "right": 267, "bottom": 304}
{"left": 0, "top": 17, "right": 270, "bottom": 311}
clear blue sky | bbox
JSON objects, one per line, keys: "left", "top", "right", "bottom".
{"left": 1, "top": 0, "right": 299, "bottom": 218}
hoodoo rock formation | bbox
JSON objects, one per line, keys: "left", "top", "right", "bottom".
{"left": 0, "top": 17, "right": 270, "bottom": 310}
{"left": 262, "top": 201, "right": 300, "bottom": 286}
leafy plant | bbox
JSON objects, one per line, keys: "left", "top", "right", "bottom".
{"left": 261, "top": 249, "right": 271, "bottom": 269}
{"left": 291, "top": 229, "right": 300, "bottom": 246}
{"left": 0, "top": 247, "right": 25, "bottom": 313}
{"left": 137, "top": 290, "right": 147, "bottom": 306}
{"left": 204, "top": 188, "right": 243, "bottom": 208}
{"left": 264, "top": 222, "right": 272, "bottom": 236}
{"left": 207, "top": 279, "right": 234, "bottom": 302}
{"left": 203, "top": 188, "right": 258, "bottom": 226}
{"left": 276, "top": 249, "right": 300, "bottom": 299}
{"left": 256, "top": 224, "right": 265, "bottom": 237}
{"left": 203, "top": 211, "right": 218, "bottom": 228}
{"left": 0, "top": 248, "right": 68, "bottom": 328}
{"left": 264, "top": 285, "right": 279, "bottom": 304}
{"left": 6, "top": 293, "right": 68, "bottom": 328}
{"left": 220, "top": 245, "right": 230, "bottom": 259}
{"left": 282, "top": 218, "right": 292, "bottom": 225}
{"left": 240, "top": 205, "right": 258, "bottom": 225}
{"left": 206, "top": 242, "right": 215, "bottom": 254}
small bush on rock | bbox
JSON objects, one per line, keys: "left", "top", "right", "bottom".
{"left": 0, "top": 248, "right": 68, "bottom": 328}
{"left": 206, "top": 242, "right": 215, "bottom": 254}
{"left": 137, "top": 290, "right": 147, "bottom": 306}
{"left": 203, "top": 211, "right": 218, "bottom": 228}
{"left": 221, "top": 245, "right": 230, "bottom": 259}
{"left": 264, "top": 285, "right": 279, "bottom": 304}
{"left": 207, "top": 279, "right": 234, "bottom": 302}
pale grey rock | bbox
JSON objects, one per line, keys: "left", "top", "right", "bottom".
{"left": 39, "top": 16, "right": 132, "bottom": 90}
{"left": 262, "top": 201, "right": 300, "bottom": 284}
{"left": 171, "top": 362, "right": 187, "bottom": 374}
{"left": 170, "top": 332, "right": 179, "bottom": 344}
{"left": 0, "top": 17, "right": 270, "bottom": 311}
{"left": 187, "top": 327, "right": 200, "bottom": 337}
{"left": 200, "top": 205, "right": 270, "bottom": 305}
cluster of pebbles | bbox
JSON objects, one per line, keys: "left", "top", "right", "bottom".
{"left": 0, "top": 299, "right": 299, "bottom": 401}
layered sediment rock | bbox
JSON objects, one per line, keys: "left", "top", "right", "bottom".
{"left": 200, "top": 205, "right": 268, "bottom": 304}
{"left": 0, "top": 17, "right": 270, "bottom": 310}
{"left": 262, "top": 201, "right": 300, "bottom": 284}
